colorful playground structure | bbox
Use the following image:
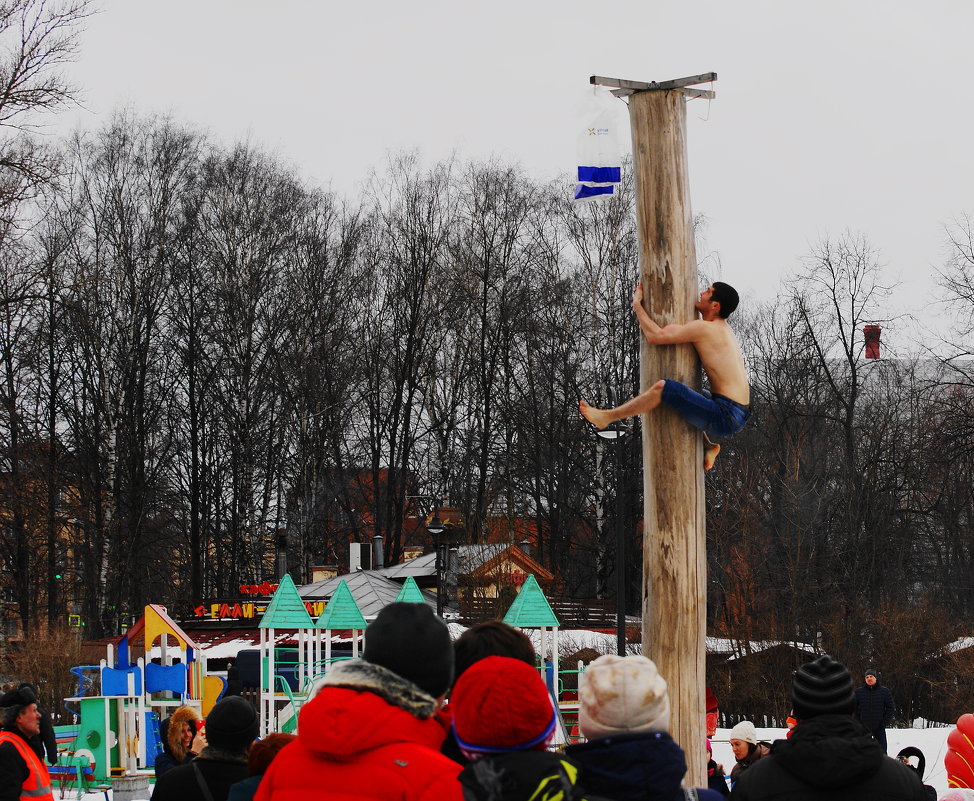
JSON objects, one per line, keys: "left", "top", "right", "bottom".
{"left": 60, "top": 572, "right": 568, "bottom": 783}
{"left": 60, "top": 603, "right": 223, "bottom": 783}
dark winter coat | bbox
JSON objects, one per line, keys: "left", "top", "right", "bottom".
{"left": 854, "top": 683, "right": 895, "bottom": 730}
{"left": 155, "top": 706, "right": 201, "bottom": 777}
{"left": 150, "top": 747, "right": 249, "bottom": 801}
{"left": 565, "top": 731, "right": 724, "bottom": 801}
{"left": 254, "top": 659, "right": 462, "bottom": 801}
{"left": 729, "top": 714, "right": 928, "bottom": 801}
{"left": 708, "top": 759, "right": 730, "bottom": 797}
{"left": 154, "top": 749, "right": 195, "bottom": 776}
{"left": 729, "top": 743, "right": 764, "bottom": 785}
{"left": 226, "top": 775, "right": 262, "bottom": 801}
{"left": 224, "top": 665, "right": 244, "bottom": 698}
{"left": 458, "top": 751, "right": 592, "bottom": 801}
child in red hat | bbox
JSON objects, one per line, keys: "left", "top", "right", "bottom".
{"left": 450, "top": 655, "right": 587, "bottom": 800}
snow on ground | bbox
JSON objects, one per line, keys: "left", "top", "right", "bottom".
{"left": 711, "top": 725, "right": 953, "bottom": 797}
{"left": 68, "top": 725, "right": 954, "bottom": 799}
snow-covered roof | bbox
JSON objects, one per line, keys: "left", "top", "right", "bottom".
{"left": 941, "top": 637, "right": 974, "bottom": 654}
{"left": 297, "top": 569, "right": 436, "bottom": 617}
{"left": 453, "top": 544, "right": 510, "bottom": 573}
{"left": 707, "top": 637, "right": 821, "bottom": 661}
{"left": 371, "top": 544, "right": 521, "bottom": 578}
{"left": 373, "top": 552, "right": 436, "bottom": 578}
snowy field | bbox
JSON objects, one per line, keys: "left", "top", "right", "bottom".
{"left": 61, "top": 725, "right": 954, "bottom": 799}
{"left": 710, "top": 725, "right": 953, "bottom": 797}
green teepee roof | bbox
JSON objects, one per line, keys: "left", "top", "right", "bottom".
{"left": 315, "top": 579, "right": 367, "bottom": 630}
{"left": 259, "top": 574, "right": 314, "bottom": 629}
{"left": 394, "top": 576, "right": 427, "bottom": 604}
{"left": 503, "top": 574, "right": 560, "bottom": 628}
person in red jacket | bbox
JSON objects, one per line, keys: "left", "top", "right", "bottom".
{"left": 0, "top": 685, "right": 53, "bottom": 801}
{"left": 255, "top": 602, "right": 462, "bottom": 801}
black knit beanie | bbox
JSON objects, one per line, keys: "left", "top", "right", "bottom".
{"left": 204, "top": 696, "right": 259, "bottom": 752}
{"left": 364, "top": 602, "right": 454, "bottom": 698}
{"left": 791, "top": 655, "right": 856, "bottom": 719}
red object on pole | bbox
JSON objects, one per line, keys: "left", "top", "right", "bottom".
{"left": 705, "top": 687, "right": 719, "bottom": 737}
{"left": 863, "top": 325, "right": 881, "bottom": 359}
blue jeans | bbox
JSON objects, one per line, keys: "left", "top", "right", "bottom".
{"left": 660, "top": 379, "right": 750, "bottom": 438}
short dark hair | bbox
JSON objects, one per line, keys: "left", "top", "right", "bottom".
{"left": 247, "top": 732, "right": 296, "bottom": 776}
{"left": 710, "top": 282, "right": 739, "bottom": 318}
{"left": 453, "top": 620, "right": 536, "bottom": 683}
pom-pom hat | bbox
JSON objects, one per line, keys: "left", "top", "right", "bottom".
{"left": 451, "top": 656, "right": 556, "bottom": 756}
{"left": 578, "top": 654, "right": 670, "bottom": 740}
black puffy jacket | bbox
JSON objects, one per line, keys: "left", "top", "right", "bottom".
{"left": 150, "top": 748, "right": 248, "bottom": 801}
{"left": 729, "top": 715, "right": 927, "bottom": 801}
{"left": 854, "top": 683, "right": 894, "bottom": 730}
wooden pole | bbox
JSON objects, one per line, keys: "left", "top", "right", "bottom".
{"left": 630, "top": 88, "right": 708, "bottom": 786}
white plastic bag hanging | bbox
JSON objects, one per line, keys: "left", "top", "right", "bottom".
{"left": 574, "top": 87, "right": 622, "bottom": 201}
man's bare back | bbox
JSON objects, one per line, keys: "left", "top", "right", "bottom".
{"left": 579, "top": 282, "right": 750, "bottom": 470}
{"left": 692, "top": 318, "right": 749, "bottom": 405}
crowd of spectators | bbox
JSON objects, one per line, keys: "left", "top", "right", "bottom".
{"left": 0, "top": 607, "right": 948, "bottom": 800}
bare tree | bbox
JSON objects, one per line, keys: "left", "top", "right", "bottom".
{"left": 274, "top": 192, "right": 370, "bottom": 582}
{"left": 0, "top": 226, "right": 42, "bottom": 633}
{"left": 559, "top": 166, "right": 640, "bottom": 599}
{"left": 0, "top": 0, "right": 92, "bottom": 207}
{"left": 49, "top": 113, "right": 201, "bottom": 634}
{"left": 354, "top": 154, "right": 454, "bottom": 563}
{"left": 940, "top": 215, "right": 974, "bottom": 345}
{"left": 194, "top": 144, "right": 311, "bottom": 590}
{"left": 445, "top": 162, "right": 537, "bottom": 543}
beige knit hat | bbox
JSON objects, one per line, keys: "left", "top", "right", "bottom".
{"left": 729, "top": 720, "right": 757, "bottom": 744}
{"left": 578, "top": 654, "right": 670, "bottom": 740}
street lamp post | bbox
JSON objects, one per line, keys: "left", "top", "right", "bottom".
{"left": 424, "top": 504, "right": 446, "bottom": 617}
{"left": 596, "top": 397, "right": 628, "bottom": 656}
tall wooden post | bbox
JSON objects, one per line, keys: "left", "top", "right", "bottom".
{"left": 591, "top": 73, "right": 715, "bottom": 786}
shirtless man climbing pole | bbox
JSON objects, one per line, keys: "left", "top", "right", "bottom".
{"left": 580, "top": 281, "right": 750, "bottom": 470}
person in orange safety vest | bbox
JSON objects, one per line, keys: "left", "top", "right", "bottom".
{"left": 0, "top": 684, "right": 53, "bottom": 801}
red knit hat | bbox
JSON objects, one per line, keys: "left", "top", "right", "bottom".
{"left": 451, "top": 656, "right": 556, "bottom": 756}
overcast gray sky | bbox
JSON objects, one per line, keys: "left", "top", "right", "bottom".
{"left": 58, "top": 1, "right": 974, "bottom": 338}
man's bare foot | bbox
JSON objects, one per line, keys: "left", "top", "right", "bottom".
{"left": 579, "top": 400, "right": 614, "bottom": 430}
{"left": 704, "top": 442, "right": 721, "bottom": 471}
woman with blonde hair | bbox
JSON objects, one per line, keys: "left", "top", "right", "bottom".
{"left": 154, "top": 705, "right": 204, "bottom": 777}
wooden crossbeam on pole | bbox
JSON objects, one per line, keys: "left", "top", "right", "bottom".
{"left": 591, "top": 72, "right": 717, "bottom": 92}
{"left": 611, "top": 87, "right": 716, "bottom": 100}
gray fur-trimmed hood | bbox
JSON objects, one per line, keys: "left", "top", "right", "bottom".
{"left": 311, "top": 658, "right": 439, "bottom": 719}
